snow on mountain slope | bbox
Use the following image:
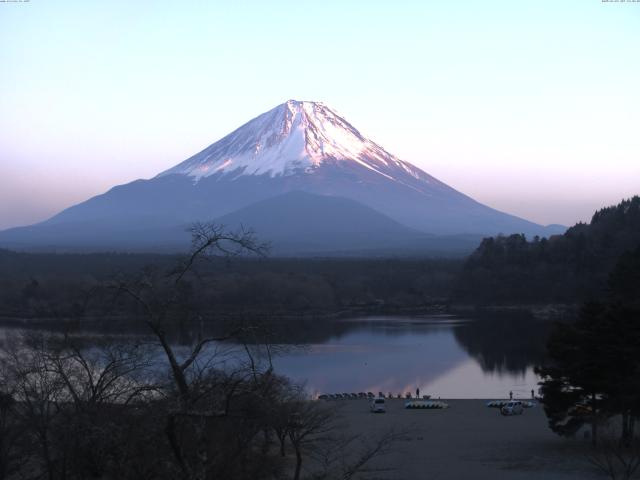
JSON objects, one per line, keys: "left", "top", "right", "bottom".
{"left": 159, "top": 100, "right": 443, "bottom": 195}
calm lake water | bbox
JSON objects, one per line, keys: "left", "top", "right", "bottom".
{"left": 0, "top": 313, "right": 552, "bottom": 399}
{"left": 265, "top": 315, "right": 549, "bottom": 399}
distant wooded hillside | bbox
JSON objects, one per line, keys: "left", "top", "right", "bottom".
{"left": 0, "top": 251, "right": 460, "bottom": 320}
{"left": 456, "top": 196, "right": 640, "bottom": 304}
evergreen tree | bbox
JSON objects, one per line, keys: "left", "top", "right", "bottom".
{"left": 458, "top": 196, "right": 640, "bottom": 304}
{"left": 536, "top": 247, "right": 640, "bottom": 445}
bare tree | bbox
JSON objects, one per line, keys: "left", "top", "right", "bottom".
{"left": 43, "top": 335, "right": 157, "bottom": 408}
{"left": 283, "top": 394, "right": 405, "bottom": 480}
{"left": 0, "top": 383, "right": 25, "bottom": 480}
{"left": 286, "top": 398, "right": 340, "bottom": 480}
{"left": 114, "top": 223, "right": 267, "bottom": 409}
{"left": 0, "top": 331, "right": 162, "bottom": 480}
{"left": 111, "top": 223, "right": 271, "bottom": 479}
{"left": 586, "top": 423, "right": 640, "bottom": 480}
{"left": 2, "top": 333, "right": 68, "bottom": 479}
{"left": 310, "top": 429, "right": 405, "bottom": 480}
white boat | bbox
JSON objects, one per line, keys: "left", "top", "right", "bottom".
{"left": 405, "top": 400, "right": 449, "bottom": 409}
{"left": 487, "top": 400, "right": 536, "bottom": 408}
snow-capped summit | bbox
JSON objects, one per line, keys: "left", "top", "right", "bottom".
{"left": 159, "top": 100, "right": 435, "bottom": 191}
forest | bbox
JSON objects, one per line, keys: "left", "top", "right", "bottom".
{"left": 456, "top": 196, "right": 640, "bottom": 304}
{"left": 1, "top": 197, "right": 639, "bottom": 325}
{"left": 535, "top": 244, "right": 640, "bottom": 478}
{"left": 0, "top": 251, "right": 460, "bottom": 322}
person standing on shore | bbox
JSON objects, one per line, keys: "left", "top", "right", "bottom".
{"left": 509, "top": 391, "right": 513, "bottom": 400}
{"left": 416, "top": 387, "right": 420, "bottom": 398}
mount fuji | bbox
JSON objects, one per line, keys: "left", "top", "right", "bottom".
{"left": 0, "top": 100, "right": 564, "bottom": 254}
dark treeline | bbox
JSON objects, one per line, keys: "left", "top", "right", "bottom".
{"left": 0, "top": 251, "right": 461, "bottom": 321}
{"left": 456, "top": 196, "right": 640, "bottom": 304}
{"left": 535, "top": 245, "right": 640, "bottom": 478}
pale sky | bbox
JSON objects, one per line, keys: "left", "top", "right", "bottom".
{"left": 1, "top": 0, "right": 639, "bottom": 230}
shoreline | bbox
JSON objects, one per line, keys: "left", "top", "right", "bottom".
{"left": 0, "top": 302, "right": 576, "bottom": 327}
{"left": 332, "top": 398, "right": 598, "bottom": 479}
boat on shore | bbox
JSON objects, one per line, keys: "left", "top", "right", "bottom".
{"left": 405, "top": 400, "right": 449, "bottom": 409}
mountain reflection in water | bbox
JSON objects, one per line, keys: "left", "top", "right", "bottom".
{"left": 0, "top": 313, "right": 552, "bottom": 399}
{"left": 263, "top": 313, "right": 551, "bottom": 399}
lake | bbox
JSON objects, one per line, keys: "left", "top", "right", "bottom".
{"left": 265, "top": 314, "right": 550, "bottom": 399}
{"left": 0, "top": 312, "right": 552, "bottom": 400}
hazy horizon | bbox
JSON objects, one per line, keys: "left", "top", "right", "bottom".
{"left": 1, "top": 0, "right": 639, "bottom": 230}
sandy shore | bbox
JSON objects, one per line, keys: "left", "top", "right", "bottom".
{"left": 329, "top": 399, "right": 601, "bottom": 479}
